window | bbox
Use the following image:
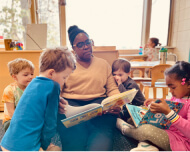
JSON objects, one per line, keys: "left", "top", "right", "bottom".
{"left": 149, "top": 0, "right": 170, "bottom": 46}
{"left": 0, "top": 0, "right": 30, "bottom": 43}
{"left": 37, "top": 0, "right": 60, "bottom": 47}
{"left": 66, "top": 0, "right": 143, "bottom": 49}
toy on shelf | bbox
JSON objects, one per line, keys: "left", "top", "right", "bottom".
{"left": 15, "top": 41, "right": 23, "bottom": 50}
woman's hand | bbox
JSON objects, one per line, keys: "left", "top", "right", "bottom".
{"left": 149, "top": 99, "right": 171, "bottom": 115}
{"left": 58, "top": 97, "right": 68, "bottom": 114}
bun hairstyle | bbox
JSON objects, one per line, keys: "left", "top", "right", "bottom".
{"left": 68, "top": 25, "right": 88, "bottom": 46}
{"left": 165, "top": 61, "right": 190, "bottom": 82}
{"left": 150, "top": 37, "right": 161, "bottom": 47}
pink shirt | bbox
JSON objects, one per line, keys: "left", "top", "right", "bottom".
{"left": 165, "top": 97, "right": 190, "bottom": 151}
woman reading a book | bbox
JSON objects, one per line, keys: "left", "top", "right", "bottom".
{"left": 57, "top": 25, "right": 121, "bottom": 151}
{"left": 117, "top": 61, "right": 190, "bottom": 151}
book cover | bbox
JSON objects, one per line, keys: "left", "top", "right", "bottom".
{"left": 126, "top": 100, "right": 184, "bottom": 129}
{"left": 62, "top": 88, "right": 138, "bottom": 128}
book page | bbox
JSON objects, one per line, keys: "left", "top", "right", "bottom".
{"left": 62, "top": 105, "right": 102, "bottom": 128}
{"left": 139, "top": 100, "right": 184, "bottom": 129}
{"left": 101, "top": 89, "right": 138, "bottom": 112}
{"left": 65, "top": 103, "right": 100, "bottom": 118}
{"left": 126, "top": 104, "right": 148, "bottom": 127}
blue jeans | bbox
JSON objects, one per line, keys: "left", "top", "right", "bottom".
{"left": 57, "top": 97, "right": 117, "bottom": 151}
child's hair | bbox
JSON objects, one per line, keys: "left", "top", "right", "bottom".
{"left": 39, "top": 46, "right": 76, "bottom": 72}
{"left": 150, "top": 37, "right": 161, "bottom": 47}
{"left": 8, "top": 58, "right": 34, "bottom": 76}
{"left": 112, "top": 58, "right": 131, "bottom": 73}
{"left": 165, "top": 61, "right": 190, "bottom": 82}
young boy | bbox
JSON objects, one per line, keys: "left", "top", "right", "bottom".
{"left": 1, "top": 47, "right": 76, "bottom": 151}
{"left": 112, "top": 58, "right": 145, "bottom": 106}
{"left": 112, "top": 58, "right": 145, "bottom": 126}
{"left": 2, "top": 58, "right": 34, "bottom": 132}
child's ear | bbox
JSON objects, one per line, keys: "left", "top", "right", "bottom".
{"left": 47, "top": 69, "right": 55, "bottom": 78}
{"left": 12, "top": 74, "right": 17, "bottom": 81}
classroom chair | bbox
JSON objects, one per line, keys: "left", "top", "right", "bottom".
{"left": 140, "top": 64, "right": 172, "bottom": 99}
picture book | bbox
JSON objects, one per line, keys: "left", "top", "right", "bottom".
{"left": 126, "top": 100, "right": 184, "bottom": 129}
{"left": 61, "top": 88, "right": 138, "bottom": 128}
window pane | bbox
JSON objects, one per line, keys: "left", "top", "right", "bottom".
{"left": 149, "top": 0, "right": 170, "bottom": 46}
{"left": 66, "top": 0, "right": 143, "bottom": 49}
{"left": 37, "top": 0, "right": 60, "bottom": 47}
{"left": 0, "top": 0, "right": 30, "bottom": 44}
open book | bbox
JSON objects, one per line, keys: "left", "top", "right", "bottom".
{"left": 126, "top": 100, "right": 184, "bottom": 129}
{"left": 61, "top": 89, "right": 138, "bottom": 128}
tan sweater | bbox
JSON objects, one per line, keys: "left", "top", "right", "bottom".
{"left": 62, "top": 56, "right": 119, "bottom": 101}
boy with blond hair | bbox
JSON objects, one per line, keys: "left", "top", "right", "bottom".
{"left": 2, "top": 58, "right": 34, "bottom": 131}
{"left": 1, "top": 47, "right": 76, "bottom": 151}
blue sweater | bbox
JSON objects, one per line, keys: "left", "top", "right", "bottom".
{"left": 1, "top": 77, "right": 60, "bottom": 151}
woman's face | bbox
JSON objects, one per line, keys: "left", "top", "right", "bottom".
{"left": 72, "top": 33, "right": 93, "bottom": 62}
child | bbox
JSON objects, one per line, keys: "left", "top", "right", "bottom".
{"left": 116, "top": 61, "right": 190, "bottom": 151}
{"left": 1, "top": 58, "right": 34, "bottom": 132}
{"left": 112, "top": 58, "right": 145, "bottom": 106}
{"left": 1, "top": 47, "right": 76, "bottom": 151}
{"left": 144, "top": 37, "right": 161, "bottom": 61}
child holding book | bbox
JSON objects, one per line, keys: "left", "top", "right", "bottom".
{"left": 1, "top": 47, "right": 76, "bottom": 151}
{"left": 1, "top": 58, "right": 34, "bottom": 132}
{"left": 117, "top": 61, "right": 190, "bottom": 151}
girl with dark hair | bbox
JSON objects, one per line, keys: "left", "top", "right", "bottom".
{"left": 117, "top": 61, "right": 190, "bottom": 151}
{"left": 144, "top": 37, "right": 161, "bottom": 61}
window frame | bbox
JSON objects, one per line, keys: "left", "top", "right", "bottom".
{"left": 31, "top": 0, "right": 172, "bottom": 49}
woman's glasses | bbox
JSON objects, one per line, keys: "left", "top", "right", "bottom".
{"left": 73, "top": 39, "right": 92, "bottom": 49}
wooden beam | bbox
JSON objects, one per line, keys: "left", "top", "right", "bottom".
{"left": 167, "top": 0, "right": 174, "bottom": 46}
{"left": 59, "top": 0, "right": 66, "bottom": 46}
{"left": 141, "top": 0, "right": 152, "bottom": 47}
{"left": 30, "top": 0, "right": 37, "bottom": 24}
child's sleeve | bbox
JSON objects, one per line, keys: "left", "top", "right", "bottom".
{"left": 166, "top": 105, "right": 190, "bottom": 138}
{"left": 2, "top": 85, "right": 14, "bottom": 103}
{"left": 40, "top": 83, "right": 60, "bottom": 150}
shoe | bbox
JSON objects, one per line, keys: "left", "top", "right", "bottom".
{"left": 116, "top": 118, "right": 134, "bottom": 135}
{"left": 130, "top": 141, "right": 159, "bottom": 151}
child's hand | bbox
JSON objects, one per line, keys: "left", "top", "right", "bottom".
{"left": 144, "top": 98, "right": 156, "bottom": 107}
{"left": 59, "top": 97, "right": 68, "bottom": 114}
{"left": 104, "top": 106, "right": 121, "bottom": 115}
{"left": 113, "top": 75, "right": 122, "bottom": 85}
{"left": 149, "top": 99, "right": 171, "bottom": 115}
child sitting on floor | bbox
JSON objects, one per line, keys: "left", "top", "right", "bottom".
{"left": 112, "top": 58, "right": 145, "bottom": 122}
{"left": 117, "top": 61, "right": 190, "bottom": 151}
{"left": 1, "top": 47, "right": 76, "bottom": 151}
{"left": 1, "top": 58, "right": 34, "bottom": 132}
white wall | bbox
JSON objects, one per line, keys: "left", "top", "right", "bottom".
{"left": 171, "top": 0, "right": 190, "bottom": 61}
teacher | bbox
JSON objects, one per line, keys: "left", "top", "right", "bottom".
{"left": 57, "top": 25, "right": 120, "bottom": 151}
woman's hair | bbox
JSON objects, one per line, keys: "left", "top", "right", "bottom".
{"left": 165, "top": 61, "right": 190, "bottom": 82}
{"left": 68, "top": 25, "right": 89, "bottom": 46}
{"left": 8, "top": 58, "right": 34, "bottom": 76}
{"left": 150, "top": 37, "right": 161, "bottom": 47}
{"left": 39, "top": 46, "right": 76, "bottom": 73}
{"left": 112, "top": 58, "right": 131, "bottom": 73}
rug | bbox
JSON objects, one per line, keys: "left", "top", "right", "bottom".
{"left": 0, "top": 120, "right": 4, "bottom": 142}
